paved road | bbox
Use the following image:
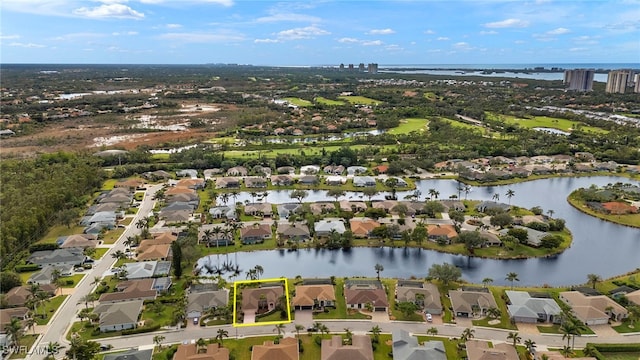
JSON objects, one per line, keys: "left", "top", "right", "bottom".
{"left": 28, "top": 184, "right": 162, "bottom": 360}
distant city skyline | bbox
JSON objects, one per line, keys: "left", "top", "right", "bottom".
{"left": 1, "top": 0, "right": 639, "bottom": 65}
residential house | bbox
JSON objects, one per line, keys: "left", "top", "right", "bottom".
{"left": 321, "top": 335, "right": 374, "bottom": 360}
{"left": 93, "top": 299, "right": 143, "bottom": 332}
{"left": 160, "top": 210, "right": 192, "bottom": 224}
{"left": 475, "top": 201, "right": 511, "bottom": 213}
{"left": 58, "top": 234, "right": 98, "bottom": 249}
{"left": 396, "top": 281, "right": 442, "bottom": 315}
{"left": 398, "top": 201, "right": 423, "bottom": 215}
{"left": 499, "top": 226, "right": 548, "bottom": 247}
{"left": 349, "top": 218, "right": 380, "bottom": 238}
{"left": 176, "top": 178, "right": 205, "bottom": 189}
{"left": 310, "top": 202, "right": 336, "bottom": 215}
{"left": 277, "top": 223, "right": 311, "bottom": 242}
{"left": 142, "top": 170, "right": 172, "bottom": 181}
{"left": 276, "top": 166, "right": 295, "bottom": 175}
{"left": 99, "top": 279, "right": 159, "bottom": 303}
{"left": 626, "top": 289, "right": 640, "bottom": 306}
{"left": 215, "top": 177, "right": 241, "bottom": 189}
{"left": 326, "top": 176, "right": 346, "bottom": 186}
{"left": 559, "top": 291, "right": 628, "bottom": 325}
{"left": 298, "top": 175, "right": 319, "bottom": 185}
{"left": 105, "top": 349, "right": 153, "bottom": 360}
{"left": 174, "top": 344, "right": 229, "bottom": 360}
{"left": 347, "top": 166, "right": 367, "bottom": 175}
{"left": 505, "top": 291, "right": 562, "bottom": 324}
{"left": 378, "top": 218, "right": 418, "bottom": 236}
{"left": 390, "top": 177, "right": 408, "bottom": 187}
{"left": 28, "top": 248, "right": 86, "bottom": 267}
{"left": 300, "top": 165, "right": 320, "bottom": 174}
{"left": 4, "top": 285, "right": 56, "bottom": 307}
{"left": 339, "top": 201, "right": 367, "bottom": 213}
{"left": 277, "top": 203, "right": 303, "bottom": 218}
{"left": 392, "top": 329, "right": 447, "bottom": 360}
{"left": 245, "top": 177, "right": 267, "bottom": 188}
{"left": 244, "top": 202, "right": 273, "bottom": 217}
{"left": 0, "top": 307, "right": 29, "bottom": 335}
{"left": 137, "top": 243, "right": 172, "bottom": 261}
{"left": 122, "top": 261, "right": 171, "bottom": 279}
{"left": 186, "top": 289, "right": 229, "bottom": 320}
{"left": 209, "top": 205, "right": 237, "bottom": 220}
{"left": 242, "top": 286, "right": 284, "bottom": 317}
{"left": 372, "top": 200, "right": 398, "bottom": 213}
{"left": 251, "top": 337, "right": 298, "bottom": 360}
{"left": 271, "top": 175, "right": 293, "bottom": 186}
{"left": 466, "top": 340, "right": 518, "bottom": 360}
{"left": 84, "top": 211, "right": 118, "bottom": 229}
{"left": 292, "top": 284, "right": 336, "bottom": 310}
{"left": 353, "top": 176, "right": 377, "bottom": 187}
{"left": 323, "top": 165, "right": 345, "bottom": 175}
{"left": 226, "top": 166, "right": 248, "bottom": 177}
{"left": 427, "top": 225, "right": 458, "bottom": 244}
{"left": 479, "top": 231, "right": 502, "bottom": 247}
{"left": 203, "top": 168, "right": 223, "bottom": 180}
{"left": 176, "top": 169, "right": 198, "bottom": 178}
{"left": 344, "top": 280, "right": 388, "bottom": 312}
{"left": 314, "top": 219, "right": 346, "bottom": 237}
{"left": 448, "top": 289, "right": 498, "bottom": 318}
{"left": 439, "top": 200, "right": 466, "bottom": 212}
{"left": 374, "top": 165, "right": 388, "bottom": 174}
{"left": 28, "top": 264, "right": 72, "bottom": 285}
{"left": 240, "top": 223, "right": 272, "bottom": 244}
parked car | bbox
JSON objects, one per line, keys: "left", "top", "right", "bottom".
{"left": 426, "top": 313, "right": 433, "bottom": 322}
{"left": 193, "top": 317, "right": 199, "bottom": 325}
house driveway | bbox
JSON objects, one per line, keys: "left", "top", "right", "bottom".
{"left": 590, "top": 324, "right": 620, "bottom": 338}
{"left": 243, "top": 311, "right": 256, "bottom": 324}
{"left": 294, "top": 310, "right": 313, "bottom": 325}
{"left": 516, "top": 322, "right": 541, "bottom": 335}
{"left": 371, "top": 311, "right": 389, "bottom": 323}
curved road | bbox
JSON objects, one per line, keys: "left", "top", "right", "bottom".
{"left": 28, "top": 184, "right": 163, "bottom": 360}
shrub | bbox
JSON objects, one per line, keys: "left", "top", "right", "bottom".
{"left": 122, "top": 324, "right": 161, "bottom": 335}
{"left": 29, "top": 243, "right": 59, "bottom": 252}
{"left": 314, "top": 336, "right": 322, "bottom": 346}
{"left": 15, "top": 264, "right": 41, "bottom": 273}
{"left": 526, "top": 222, "right": 549, "bottom": 232}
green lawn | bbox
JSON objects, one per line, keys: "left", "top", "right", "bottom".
{"left": 486, "top": 112, "right": 609, "bottom": 134}
{"left": 256, "top": 310, "right": 288, "bottom": 323}
{"left": 39, "top": 225, "right": 87, "bottom": 244}
{"left": 282, "top": 97, "right": 313, "bottom": 107}
{"left": 567, "top": 195, "right": 640, "bottom": 228}
{"left": 36, "top": 295, "right": 67, "bottom": 325}
{"left": 101, "top": 179, "right": 118, "bottom": 190}
{"left": 388, "top": 118, "right": 429, "bottom": 135}
{"left": 141, "top": 302, "right": 178, "bottom": 327}
{"left": 92, "top": 247, "right": 109, "bottom": 260}
{"left": 613, "top": 320, "right": 640, "bottom": 333}
{"left": 440, "top": 117, "right": 481, "bottom": 130}
{"left": 337, "top": 95, "right": 382, "bottom": 105}
{"left": 61, "top": 274, "right": 86, "bottom": 288}
{"left": 314, "top": 96, "right": 345, "bottom": 106}
{"left": 471, "top": 288, "right": 516, "bottom": 330}
{"left": 417, "top": 335, "right": 467, "bottom": 360}
{"left": 8, "top": 334, "right": 38, "bottom": 359}
{"left": 102, "top": 228, "right": 125, "bottom": 244}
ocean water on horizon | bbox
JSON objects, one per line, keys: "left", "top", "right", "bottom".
{"left": 380, "top": 63, "right": 640, "bottom": 70}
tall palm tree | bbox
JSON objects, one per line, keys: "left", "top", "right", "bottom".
{"left": 369, "top": 325, "right": 381, "bottom": 343}
{"left": 153, "top": 335, "right": 165, "bottom": 349}
{"left": 560, "top": 320, "right": 578, "bottom": 349}
{"left": 482, "top": 277, "right": 493, "bottom": 288}
{"left": 505, "top": 189, "right": 515, "bottom": 204}
{"left": 505, "top": 272, "right": 519, "bottom": 290}
{"left": 220, "top": 193, "right": 230, "bottom": 205}
{"left": 46, "top": 342, "right": 63, "bottom": 360}
{"left": 216, "top": 328, "right": 229, "bottom": 345}
{"left": 274, "top": 323, "right": 286, "bottom": 337}
{"left": 343, "top": 328, "right": 353, "bottom": 345}
{"left": 374, "top": 263, "right": 384, "bottom": 280}
{"left": 294, "top": 324, "right": 305, "bottom": 338}
{"left": 492, "top": 193, "right": 500, "bottom": 202}
{"left": 587, "top": 273, "right": 601, "bottom": 289}
{"left": 428, "top": 188, "right": 438, "bottom": 200}
{"left": 230, "top": 191, "right": 239, "bottom": 204}
{"left": 25, "top": 316, "right": 36, "bottom": 334}
{"left": 4, "top": 317, "right": 23, "bottom": 347}
{"left": 27, "top": 283, "right": 42, "bottom": 316}
{"left": 460, "top": 328, "right": 475, "bottom": 342}
{"left": 254, "top": 265, "right": 264, "bottom": 279}
{"left": 507, "top": 332, "right": 521, "bottom": 347}
{"left": 524, "top": 339, "right": 536, "bottom": 354}
{"left": 547, "top": 209, "right": 555, "bottom": 218}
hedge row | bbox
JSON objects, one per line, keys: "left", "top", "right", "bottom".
{"left": 15, "top": 264, "right": 41, "bottom": 273}
{"left": 592, "top": 343, "right": 640, "bottom": 352}
{"left": 122, "top": 324, "right": 161, "bottom": 335}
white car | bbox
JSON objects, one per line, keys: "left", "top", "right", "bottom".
{"left": 426, "top": 313, "right": 433, "bottom": 322}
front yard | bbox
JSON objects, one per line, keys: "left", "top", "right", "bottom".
{"left": 313, "top": 278, "right": 371, "bottom": 320}
{"left": 35, "top": 295, "right": 68, "bottom": 325}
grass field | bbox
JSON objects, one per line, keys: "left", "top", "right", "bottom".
{"left": 314, "top": 96, "right": 345, "bottom": 106}
{"left": 222, "top": 144, "right": 398, "bottom": 159}
{"left": 486, "top": 112, "right": 609, "bottom": 134}
{"left": 281, "top": 97, "right": 313, "bottom": 107}
{"left": 440, "top": 117, "right": 481, "bottom": 130}
{"left": 388, "top": 118, "right": 429, "bottom": 135}
{"left": 8, "top": 334, "right": 38, "bottom": 359}
{"left": 337, "top": 95, "right": 382, "bottom": 105}
{"left": 39, "top": 225, "right": 86, "bottom": 244}
{"left": 567, "top": 195, "right": 640, "bottom": 228}
{"left": 36, "top": 295, "right": 67, "bottom": 325}
{"left": 102, "top": 228, "right": 125, "bottom": 244}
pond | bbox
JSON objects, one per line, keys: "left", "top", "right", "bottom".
{"left": 198, "top": 176, "right": 640, "bottom": 286}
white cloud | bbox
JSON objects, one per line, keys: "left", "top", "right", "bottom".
{"left": 424, "top": 29, "right": 435, "bottom": 35}
{"left": 569, "top": 47, "right": 587, "bottom": 52}
{"left": 166, "top": 23, "right": 182, "bottom": 29}
{"left": 254, "top": 38, "right": 279, "bottom": 43}
{"left": 367, "top": 28, "right": 395, "bottom": 35}
{"left": 436, "top": 37, "right": 449, "bottom": 41}
{"left": 480, "top": 30, "right": 498, "bottom": 35}
{"left": 453, "top": 41, "right": 471, "bottom": 49}
{"left": 112, "top": 31, "right": 138, "bottom": 36}
{"left": 159, "top": 32, "right": 244, "bottom": 43}
{"left": 0, "top": 34, "right": 20, "bottom": 40}
{"left": 140, "top": 0, "right": 233, "bottom": 5}
{"left": 483, "top": 18, "right": 530, "bottom": 28}
{"left": 547, "top": 27, "right": 570, "bottom": 35}
{"left": 50, "top": 32, "right": 107, "bottom": 41}
{"left": 337, "top": 37, "right": 359, "bottom": 43}
{"left": 9, "top": 42, "right": 45, "bottom": 48}
{"left": 256, "top": 13, "right": 320, "bottom": 23}
{"left": 362, "top": 40, "right": 383, "bottom": 46}
{"left": 276, "top": 25, "right": 330, "bottom": 40}
{"left": 514, "top": 40, "right": 525, "bottom": 44}
{"left": 73, "top": 4, "right": 144, "bottom": 19}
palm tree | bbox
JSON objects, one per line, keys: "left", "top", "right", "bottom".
{"left": 464, "top": 185, "right": 471, "bottom": 200}
{"left": 587, "top": 273, "right": 601, "bottom": 289}
{"left": 428, "top": 188, "right": 438, "bottom": 200}
{"left": 507, "top": 331, "right": 521, "bottom": 347}
{"left": 460, "top": 328, "right": 475, "bottom": 342}
{"left": 505, "top": 189, "right": 515, "bottom": 204}
{"left": 343, "top": 328, "right": 353, "bottom": 345}
{"left": 254, "top": 265, "right": 264, "bottom": 279}
{"left": 560, "top": 345, "right": 573, "bottom": 357}
{"left": 482, "top": 277, "right": 493, "bottom": 288}
{"left": 216, "top": 328, "right": 229, "bottom": 345}
{"left": 220, "top": 193, "right": 230, "bottom": 205}
{"left": 196, "top": 338, "right": 207, "bottom": 351}
{"left": 426, "top": 327, "right": 438, "bottom": 336}
{"left": 46, "top": 342, "right": 63, "bottom": 360}
{"left": 153, "top": 335, "right": 165, "bottom": 349}
{"left": 90, "top": 276, "right": 102, "bottom": 288}
{"left": 231, "top": 191, "right": 240, "bottom": 204}
{"left": 547, "top": 209, "right": 555, "bottom": 218}
{"left": 250, "top": 191, "right": 258, "bottom": 203}
{"left": 492, "top": 193, "right": 500, "bottom": 202}
{"left": 294, "top": 324, "right": 305, "bottom": 338}
{"left": 274, "top": 323, "right": 286, "bottom": 336}
{"left": 374, "top": 263, "right": 384, "bottom": 280}
{"left": 27, "top": 283, "right": 42, "bottom": 315}
{"left": 4, "top": 317, "right": 23, "bottom": 347}
{"left": 560, "top": 320, "right": 579, "bottom": 349}
{"left": 25, "top": 316, "right": 36, "bottom": 334}
{"left": 524, "top": 339, "right": 536, "bottom": 354}
{"left": 369, "top": 325, "right": 381, "bottom": 343}
{"left": 505, "top": 272, "right": 519, "bottom": 289}
{"left": 111, "top": 250, "right": 126, "bottom": 260}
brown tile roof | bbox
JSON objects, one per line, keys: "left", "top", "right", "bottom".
{"left": 349, "top": 218, "right": 380, "bottom": 237}
{"left": 344, "top": 288, "right": 388, "bottom": 308}
{"left": 292, "top": 285, "right": 336, "bottom": 308}
{"left": 240, "top": 224, "right": 272, "bottom": 238}
{"left": 5, "top": 285, "right": 57, "bottom": 307}
{"left": 251, "top": 337, "right": 298, "bottom": 360}
{"left": 242, "top": 286, "right": 284, "bottom": 311}
{"left": 137, "top": 244, "right": 171, "bottom": 261}
{"left": 0, "top": 307, "right": 29, "bottom": 331}
{"left": 427, "top": 224, "right": 458, "bottom": 239}
{"left": 99, "top": 279, "right": 157, "bottom": 303}
{"left": 466, "top": 340, "right": 518, "bottom": 360}
{"left": 321, "top": 335, "right": 373, "bottom": 360}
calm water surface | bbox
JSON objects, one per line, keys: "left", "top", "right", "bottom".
{"left": 199, "top": 176, "right": 640, "bottom": 286}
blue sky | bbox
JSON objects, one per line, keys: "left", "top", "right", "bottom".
{"left": 1, "top": 0, "right": 639, "bottom": 65}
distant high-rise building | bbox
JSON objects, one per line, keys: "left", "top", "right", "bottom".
{"left": 339, "top": 63, "right": 345, "bottom": 71}
{"left": 367, "top": 63, "right": 378, "bottom": 74}
{"left": 564, "top": 69, "right": 594, "bottom": 91}
{"left": 606, "top": 70, "right": 630, "bottom": 93}
{"left": 348, "top": 64, "right": 354, "bottom": 71}
{"left": 635, "top": 74, "right": 640, "bottom": 93}
{"left": 358, "top": 63, "right": 365, "bottom": 72}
